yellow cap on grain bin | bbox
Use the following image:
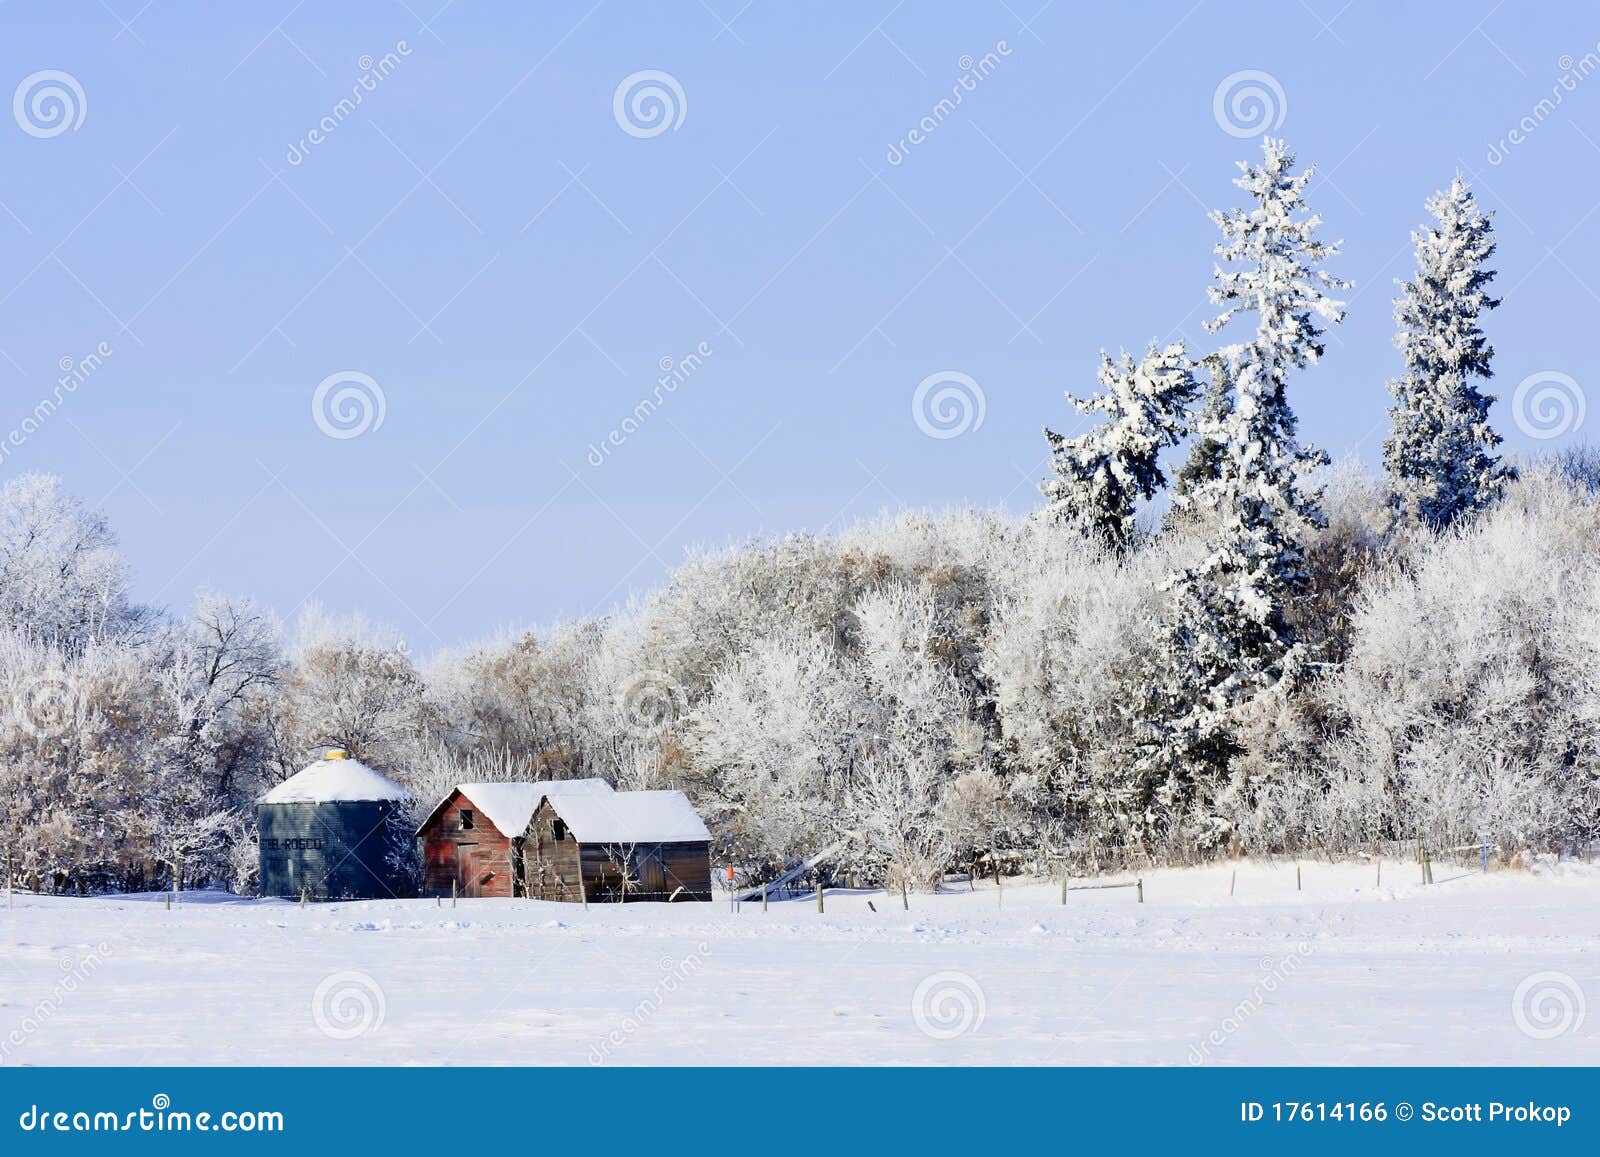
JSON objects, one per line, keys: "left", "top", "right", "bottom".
{"left": 325, "top": 748, "right": 350, "bottom": 760}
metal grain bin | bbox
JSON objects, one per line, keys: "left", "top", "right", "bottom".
{"left": 257, "top": 750, "right": 414, "bottom": 901}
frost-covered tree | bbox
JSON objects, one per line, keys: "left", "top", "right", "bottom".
{"left": 981, "top": 518, "right": 1173, "bottom": 856}
{"left": 1151, "top": 138, "right": 1347, "bottom": 828}
{"left": 424, "top": 621, "right": 601, "bottom": 773}
{"left": 1042, "top": 342, "right": 1200, "bottom": 551}
{"left": 0, "top": 473, "right": 147, "bottom": 651}
{"left": 267, "top": 607, "right": 424, "bottom": 776}
{"left": 156, "top": 593, "right": 284, "bottom": 800}
{"left": 689, "top": 626, "right": 860, "bottom": 866}
{"left": 1383, "top": 177, "right": 1508, "bottom": 528}
{"left": 848, "top": 582, "right": 977, "bottom": 889}
{"left": 1172, "top": 369, "right": 1231, "bottom": 515}
{"left": 1312, "top": 471, "right": 1600, "bottom": 850}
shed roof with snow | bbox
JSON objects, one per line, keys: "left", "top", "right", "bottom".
{"left": 539, "top": 789, "right": 710, "bottom": 844}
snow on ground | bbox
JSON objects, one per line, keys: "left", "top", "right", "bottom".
{"left": 1, "top": 858, "right": 1597, "bottom": 1066}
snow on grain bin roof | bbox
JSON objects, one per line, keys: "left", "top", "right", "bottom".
{"left": 541, "top": 789, "right": 710, "bottom": 844}
{"left": 260, "top": 750, "right": 410, "bottom": 804}
{"left": 448, "top": 779, "right": 613, "bottom": 837}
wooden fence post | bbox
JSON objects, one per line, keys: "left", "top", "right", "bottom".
{"left": 816, "top": 881, "right": 824, "bottom": 913}
{"left": 1296, "top": 863, "right": 1301, "bottom": 892}
{"left": 1061, "top": 876, "right": 1067, "bottom": 906}
{"left": 1229, "top": 869, "right": 1236, "bottom": 897}
{"left": 451, "top": 879, "right": 457, "bottom": 908}
{"left": 901, "top": 880, "right": 909, "bottom": 911}
{"left": 1136, "top": 878, "right": 1144, "bottom": 904}
{"left": 762, "top": 882, "right": 768, "bottom": 912}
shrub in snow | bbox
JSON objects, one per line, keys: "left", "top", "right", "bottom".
{"left": 1322, "top": 472, "right": 1600, "bottom": 849}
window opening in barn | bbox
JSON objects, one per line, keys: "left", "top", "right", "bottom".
{"left": 460, "top": 809, "right": 474, "bottom": 830}
{"left": 552, "top": 819, "right": 567, "bottom": 841}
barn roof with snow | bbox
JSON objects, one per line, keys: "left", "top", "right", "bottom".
{"left": 415, "top": 778, "right": 613, "bottom": 838}
{"left": 260, "top": 751, "right": 410, "bottom": 804}
{"left": 538, "top": 789, "right": 710, "bottom": 844}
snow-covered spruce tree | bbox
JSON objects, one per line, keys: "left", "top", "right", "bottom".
{"left": 1171, "top": 368, "right": 1231, "bottom": 517}
{"left": 1041, "top": 342, "right": 1200, "bottom": 551}
{"left": 1383, "top": 177, "right": 1509, "bottom": 529}
{"left": 1146, "top": 138, "right": 1347, "bottom": 839}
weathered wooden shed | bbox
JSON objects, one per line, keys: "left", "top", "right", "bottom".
{"left": 415, "top": 779, "right": 613, "bottom": 899}
{"left": 257, "top": 750, "right": 414, "bottom": 901}
{"left": 523, "top": 790, "right": 712, "bottom": 903}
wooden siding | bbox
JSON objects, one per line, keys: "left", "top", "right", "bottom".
{"left": 418, "top": 789, "right": 517, "bottom": 898}
{"left": 523, "top": 798, "right": 585, "bottom": 902}
{"left": 578, "top": 841, "right": 712, "bottom": 902}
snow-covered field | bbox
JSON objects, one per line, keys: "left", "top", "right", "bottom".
{"left": 2, "top": 859, "right": 1596, "bottom": 1066}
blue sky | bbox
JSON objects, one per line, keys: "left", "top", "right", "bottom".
{"left": 2, "top": 2, "right": 1596, "bottom": 650}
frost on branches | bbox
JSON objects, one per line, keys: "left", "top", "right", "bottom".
{"left": 1042, "top": 343, "right": 1200, "bottom": 551}
{"left": 1383, "top": 177, "right": 1509, "bottom": 529}
{"left": 1149, "top": 138, "right": 1347, "bottom": 831}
